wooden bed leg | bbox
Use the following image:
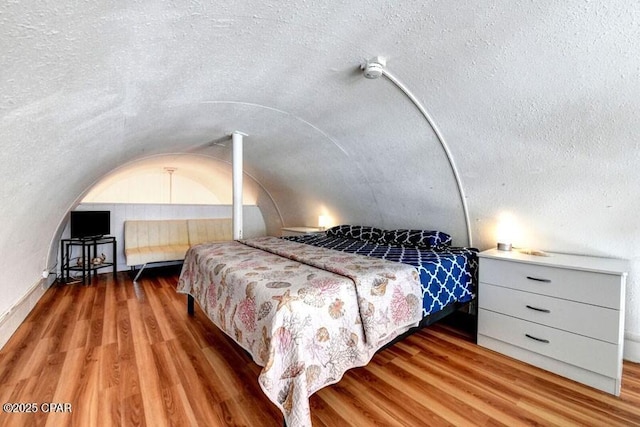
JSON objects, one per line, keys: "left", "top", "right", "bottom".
{"left": 187, "top": 294, "right": 194, "bottom": 316}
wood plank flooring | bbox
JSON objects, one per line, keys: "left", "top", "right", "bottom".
{"left": 0, "top": 268, "right": 639, "bottom": 426}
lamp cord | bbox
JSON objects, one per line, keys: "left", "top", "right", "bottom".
{"left": 380, "top": 69, "right": 473, "bottom": 247}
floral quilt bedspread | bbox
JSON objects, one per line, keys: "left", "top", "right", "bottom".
{"left": 176, "top": 237, "right": 422, "bottom": 427}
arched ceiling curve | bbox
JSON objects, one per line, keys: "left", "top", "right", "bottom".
{"left": 82, "top": 154, "right": 264, "bottom": 205}
{"left": 2, "top": 1, "right": 640, "bottom": 339}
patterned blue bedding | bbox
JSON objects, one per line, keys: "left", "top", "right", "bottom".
{"left": 282, "top": 233, "right": 478, "bottom": 317}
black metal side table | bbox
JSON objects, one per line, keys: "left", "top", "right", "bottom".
{"left": 60, "top": 236, "right": 117, "bottom": 284}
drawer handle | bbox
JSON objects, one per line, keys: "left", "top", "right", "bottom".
{"left": 525, "top": 333, "right": 550, "bottom": 344}
{"left": 526, "top": 305, "right": 551, "bottom": 313}
{"left": 526, "top": 276, "right": 551, "bottom": 283}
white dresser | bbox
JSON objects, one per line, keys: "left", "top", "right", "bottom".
{"left": 477, "top": 248, "right": 627, "bottom": 395}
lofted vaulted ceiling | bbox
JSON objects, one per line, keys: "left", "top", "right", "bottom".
{"left": 1, "top": 1, "right": 639, "bottom": 347}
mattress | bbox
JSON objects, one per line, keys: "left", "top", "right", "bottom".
{"left": 282, "top": 233, "right": 478, "bottom": 317}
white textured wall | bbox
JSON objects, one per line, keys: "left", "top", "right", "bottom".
{"left": 1, "top": 0, "right": 639, "bottom": 359}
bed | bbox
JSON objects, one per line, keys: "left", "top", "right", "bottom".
{"left": 176, "top": 225, "right": 477, "bottom": 427}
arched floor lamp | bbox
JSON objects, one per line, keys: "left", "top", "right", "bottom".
{"left": 361, "top": 57, "right": 473, "bottom": 247}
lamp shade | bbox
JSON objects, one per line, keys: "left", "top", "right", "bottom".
{"left": 318, "top": 215, "right": 328, "bottom": 230}
{"left": 496, "top": 213, "right": 515, "bottom": 251}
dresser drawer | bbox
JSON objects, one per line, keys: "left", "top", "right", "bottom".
{"left": 479, "top": 258, "right": 622, "bottom": 309}
{"left": 479, "top": 283, "right": 621, "bottom": 343}
{"left": 478, "top": 309, "right": 620, "bottom": 378}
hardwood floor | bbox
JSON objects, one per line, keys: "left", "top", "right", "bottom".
{"left": 0, "top": 269, "right": 639, "bottom": 427}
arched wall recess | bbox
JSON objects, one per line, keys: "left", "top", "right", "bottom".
{"left": 82, "top": 153, "right": 265, "bottom": 205}
{"left": 44, "top": 153, "right": 285, "bottom": 272}
{"left": 361, "top": 57, "right": 473, "bottom": 246}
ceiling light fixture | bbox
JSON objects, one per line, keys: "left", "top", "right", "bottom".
{"left": 164, "top": 167, "right": 177, "bottom": 204}
{"left": 362, "top": 56, "right": 385, "bottom": 79}
{"left": 360, "top": 56, "right": 472, "bottom": 246}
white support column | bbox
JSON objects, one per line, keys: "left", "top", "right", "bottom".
{"left": 232, "top": 131, "right": 247, "bottom": 240}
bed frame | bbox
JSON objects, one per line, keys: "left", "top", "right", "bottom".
{"left": 187, "top": 294, "right": 471, "bottom": 344}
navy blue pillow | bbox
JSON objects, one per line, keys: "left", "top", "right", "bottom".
{"left": 381, "top": 229, "right": 452, "bottom": 248}
{"left": 326, "top": 225, "right": 384, "bottom": 242}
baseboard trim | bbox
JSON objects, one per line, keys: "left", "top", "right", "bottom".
{"left": 624, "top": 332, "right": 640, "bottom": 363}
{"left": 0, "top": 277, "right": 49, "bottom": 350}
